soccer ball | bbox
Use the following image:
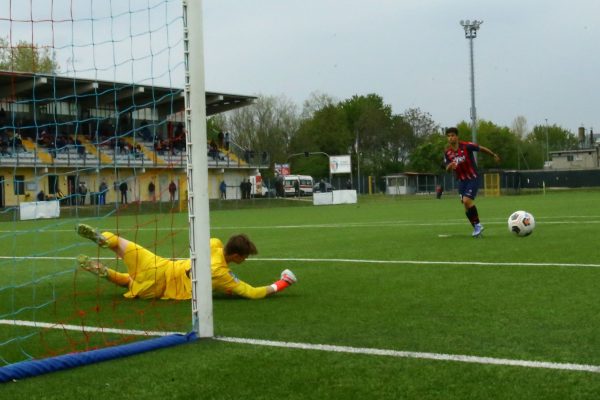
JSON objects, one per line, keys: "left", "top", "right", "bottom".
{"left": 508, "top": 210, "right": 535, "bottom": 236}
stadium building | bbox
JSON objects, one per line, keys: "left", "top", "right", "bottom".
{"left": 0, "top": 71, "right": 264, "bottom": 208}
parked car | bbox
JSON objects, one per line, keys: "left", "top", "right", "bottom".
{"left": 313, "top": 181, "right": 334, "bottom": 193}
{"left": 262, "top": 183, "right": 276, "bottom": 198}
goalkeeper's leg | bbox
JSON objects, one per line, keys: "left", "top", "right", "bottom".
{"left": 77, "top": 254, "right": 131, "bottom": 287}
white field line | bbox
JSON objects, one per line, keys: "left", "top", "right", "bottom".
{"left": 216, "top": 337, "right": 600, "bottom": 374}
{"left": 1, "top": 319, "right": 599, "bottom": 374}
{"left": 250, "top": 258, "right": 600, "bottom": 269}
{"left": 1, "top": 255, "right": 600, "bottom": 269}
{"left": 2, "top": 215, "right": 600, "bottom": 234}
{"left": 0, "top": 319, "right": 181, "bottom": 337}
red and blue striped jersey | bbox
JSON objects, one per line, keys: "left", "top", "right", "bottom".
{"left": 444, "top": 141, "right": 480, "bottom": 180}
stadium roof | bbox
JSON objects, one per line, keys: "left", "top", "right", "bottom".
{"left": 0, "top": 70, "right": 256, "bottom": 116}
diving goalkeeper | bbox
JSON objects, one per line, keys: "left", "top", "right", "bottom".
{"left": 76, "top": 224, "right": 297, "bottom": 300}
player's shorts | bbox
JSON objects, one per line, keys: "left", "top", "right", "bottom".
{"left": 458, "top": 177, "right": 480, "bottom": 200}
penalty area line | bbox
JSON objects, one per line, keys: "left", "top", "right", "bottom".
{"left": 2, "top": 319, "right": 599, "bottom": 374}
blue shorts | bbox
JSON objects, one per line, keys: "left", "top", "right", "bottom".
{"left": 458, "top": 177, "right": 480, "bottom": 200}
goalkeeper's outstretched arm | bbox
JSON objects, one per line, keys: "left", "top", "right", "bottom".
{"left": 268, "top": 269, "right": 297, "bottom": 294}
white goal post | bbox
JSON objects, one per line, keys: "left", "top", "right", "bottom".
{"left": 183, "top": 0, "right": 214, "bottom": 338}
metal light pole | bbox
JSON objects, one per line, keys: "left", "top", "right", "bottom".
{"left": 460, "top": 19, "right": 483, "bottom": 147}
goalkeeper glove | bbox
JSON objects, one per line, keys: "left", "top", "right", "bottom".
{"left": 280, "top": 269, "right": 297, "bottom": 284}
{"left": 270, "top": 269, "right": 297, "bottom": 292}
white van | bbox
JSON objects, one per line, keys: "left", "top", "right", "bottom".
{"left": 283, "top": 175, "right": 314, "bottom": 196}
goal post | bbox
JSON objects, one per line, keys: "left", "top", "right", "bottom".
{"left": 0, "top": 0, "right": 214, "bottom": 380}
{"left": 183, "top": 0, "right": 213, "bottom": 338}
{"left": 484, "top": 172, "right": 500, "bottom": 196}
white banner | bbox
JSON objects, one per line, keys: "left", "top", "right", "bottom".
{"left": 329, "top": 155, "right": 351, "bottom": 174}
{"left": 20, "top": 201, "right": 60, "bottom": 220}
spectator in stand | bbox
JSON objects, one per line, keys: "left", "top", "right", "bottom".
{"left": 11, "top": 133, "right": 25, "bottom": 153}
{"left": 77, "top": 140, "right": 86, "bottom": 159}
{"left": 140, "top": 120, "right": 152, "bottom": 142}
{"left": 37, "top": 190, "right": 46, "bottom": 202}
{"left": 208, "top": 139, "right": 219, "bottom": 160}
{"left": 117, "top": 139, "right": 126, "bottom": 154}
{"left": 0, "top": 137, "right": 10, "bottom": 156}
{"left": 154, "top": 138, "right": 163, "bottom": 155}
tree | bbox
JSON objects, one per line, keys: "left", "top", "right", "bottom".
{"left": 300, "top": 91, "right": 337, "bottom": 120}
{"left": 408, "top": 132, "right": 447, "bottom": 173}
{"left": 402, "top": 108, "right": 440, "bottom": 140}
{"left": 511, "top": 116, "right": 528, "bottom": 139}
{"left": 527, "top": 124, "right": 578, "bottom": 153}
{"left": 292, "top": 104, "right": 351, "bottom": 178}
{"left": 457, "top": 120, "right": 520, "bottom": 169}
{"left": 223, "top": 94, "right": 300, "bottom": 176}
{"left": 0, "top": 38, "right": 59, "bottom": 73}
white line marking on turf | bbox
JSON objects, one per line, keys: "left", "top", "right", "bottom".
{"left": 2, "top": 319, "right": 599, "bottom": 374}
{"left": 2, "top": 255, "right": 600, "bottom": 269}
{"left": 216, "top": 337, "right": 600, "bottom": 374}
{"left": 251, "top": 257, "right": 600, "bottom": 269}
{"left": 0, "top": 319, "right": 181, "bottom": 337}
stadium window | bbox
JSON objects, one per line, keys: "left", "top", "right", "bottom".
{"left": 13, "top": 175, "right": 25, "bottom": 195}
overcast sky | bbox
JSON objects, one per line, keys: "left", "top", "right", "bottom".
{"left": 203, "top": 0, "right": 600, "bottom": 133}
{"left": 2, "top": 0, "right": 599, "bottom": 134}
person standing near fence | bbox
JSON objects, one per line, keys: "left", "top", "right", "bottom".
{"left": 220, "top": 180, "right": 227, "bottom": 200}
{"left": 98, "top": 181, "right": 108, "bottom": 205}
{"left": 148, "top": 181, "right": 156, "bottom": 202}
{"left": 168, "top": 180, "right": 177, "bottom": 202}
{"left": 119, "top": 181, "right": 128, "bottom": 204}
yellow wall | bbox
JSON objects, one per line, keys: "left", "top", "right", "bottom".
{"left": 0, "top": 167, "right": 191, "bottom": 206}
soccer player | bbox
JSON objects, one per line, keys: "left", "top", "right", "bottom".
{"left": 76, "top": 224, "right": 297, "bottom": 300}
{"left": 443, "top": 127, "right": 500, "bottom": 237}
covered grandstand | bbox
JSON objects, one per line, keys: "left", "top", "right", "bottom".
{"left": 0, "top": 71, "right": 264, "bottom": 207}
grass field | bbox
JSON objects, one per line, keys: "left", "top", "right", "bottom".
{"left": 2, "top": 190, "right": 600, "bottom": 399}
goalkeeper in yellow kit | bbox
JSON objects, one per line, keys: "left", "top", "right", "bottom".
{"left": 76, "top": 224, "right": 297, "bottom": 300}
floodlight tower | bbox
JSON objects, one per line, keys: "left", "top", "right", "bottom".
{"left": 460, "top": 19, "right": 483, "bottom": 147}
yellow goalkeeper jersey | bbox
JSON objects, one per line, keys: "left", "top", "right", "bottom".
{"left": 210, "top": 238, "right": 268, "bottom": 299}
{"left": 120, "top": 238, "right": 267, "bottom": 300}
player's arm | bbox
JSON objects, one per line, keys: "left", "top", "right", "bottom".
{"left": 478, "top": 145, "right": 501, "bottom": 163}
{"left": 229, "top": 269, "right": 298, "bottom": 299}
{"left": 444, "top": 154, "right": 456, "bottom": 171}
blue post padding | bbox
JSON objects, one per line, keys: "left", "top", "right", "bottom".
{"left": 0, "top": 332, "right": 198, "bottom": 383}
